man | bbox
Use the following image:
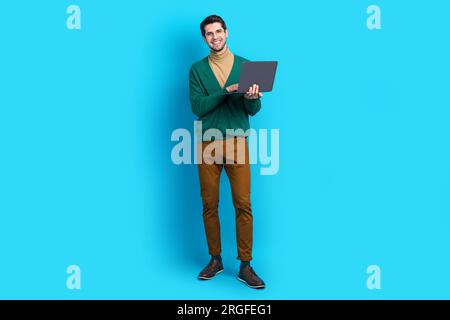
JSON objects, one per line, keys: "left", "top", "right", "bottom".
{"left": 188, "top": 15, "right": 265, "bottom": 289}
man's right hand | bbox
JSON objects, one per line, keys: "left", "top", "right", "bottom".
{"left": 226, "top": 83, "right": 239, "bottom": 93}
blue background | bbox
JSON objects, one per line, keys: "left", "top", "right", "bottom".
{"left": 0, "top": 0, "right": 449, "bottom": 299}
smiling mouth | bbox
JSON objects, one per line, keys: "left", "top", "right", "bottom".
{"left": 212, "top": 40, "right": 222, "bottom": 45}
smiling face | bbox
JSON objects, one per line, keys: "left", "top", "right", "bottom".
{"left": 203, "top": 22, "right": 228, "bottom": 52}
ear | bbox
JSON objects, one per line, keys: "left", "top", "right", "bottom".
{"left": 225, "top": 29, "right": 229, "bottom": 39}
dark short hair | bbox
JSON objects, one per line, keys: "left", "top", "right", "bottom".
{"left": 200, "top": 15, "right": 227, "bottom": 37}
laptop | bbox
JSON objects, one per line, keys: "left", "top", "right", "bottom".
{"left": 225, "top": 61, "right": 278, "bottom": 94}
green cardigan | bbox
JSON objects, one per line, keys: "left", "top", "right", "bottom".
{"left": 189, "top": 54, "right": 261, "bottom": 140}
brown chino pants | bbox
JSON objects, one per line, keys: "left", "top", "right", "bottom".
{"left": 197, "top": 136, "right": 253, "bottom": 261}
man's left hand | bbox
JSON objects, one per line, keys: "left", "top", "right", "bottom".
{"left": 244, "top": 84, "right": 263, "bottom": 100}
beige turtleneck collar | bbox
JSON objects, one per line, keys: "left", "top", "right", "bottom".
{"left": 208, "top": 45, "right": 234, "bottom": 88}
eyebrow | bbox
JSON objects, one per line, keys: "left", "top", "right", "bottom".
{"left": 205, "top": 29, "right": 224, "bottom": 35}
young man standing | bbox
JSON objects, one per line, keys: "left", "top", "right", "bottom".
{"left": 189, "top": 15, "right": 265, "bottom": 289}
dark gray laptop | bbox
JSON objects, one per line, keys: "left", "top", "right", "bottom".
{"left": 225, "top": 61, "right": 278, "bottom": 94}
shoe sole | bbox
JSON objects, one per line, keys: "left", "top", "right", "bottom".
{"left": 197, "top": 268, "right": 224, "bottom": 280}
{"left": 237, "top": 276, "right": 265, "bottom": 289}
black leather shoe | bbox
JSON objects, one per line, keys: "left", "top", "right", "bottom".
{"left": 198, "top": 259, "right": 224, "bottom": 280}
{"left": 237, "top": 265, "right": 265, "bottom": 289}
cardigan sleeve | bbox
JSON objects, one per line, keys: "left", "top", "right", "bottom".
{"left": 189, "top": 67, "right": 228, "bottom": 117}
{"left": 243, "top": 97, "right": 262, "bottom": 116}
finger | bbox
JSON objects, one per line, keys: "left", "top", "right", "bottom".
{"left": 253, "top": 84, "right": 257, "bottom": 95}
{"left": 256, "top": 84, "right": 259, "bottom": 94}
{"left": 259, "top": 92, "right": 263, "bottom": 97}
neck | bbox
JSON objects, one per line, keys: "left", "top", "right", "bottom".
{"left": 210, "top": 44, "right": 229, "bottom": 59}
